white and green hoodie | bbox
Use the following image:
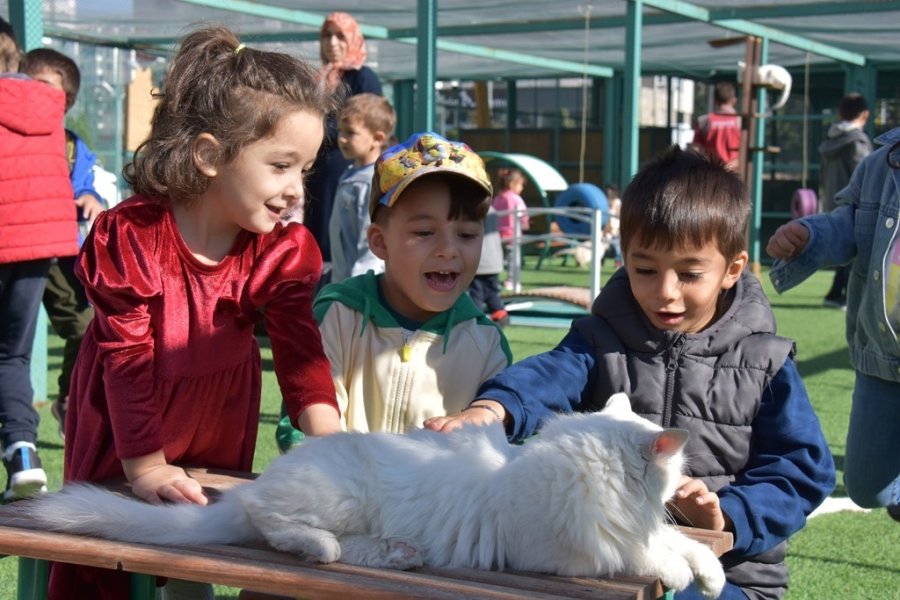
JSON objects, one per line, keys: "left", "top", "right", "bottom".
{"left": 314, "top": 271, "right": 512, "bottom": 433}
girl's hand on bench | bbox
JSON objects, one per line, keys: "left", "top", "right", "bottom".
{"left": 122, "top": 451, "right": 209, "bottom": 506}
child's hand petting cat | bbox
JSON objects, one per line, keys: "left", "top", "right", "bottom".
{"left": 423, "top": 400, "right": 506, "bottom": 433}
{"left": 668, "top": 476, "right": 731, "bottom": 533}
{"left": 122, "top": 450, "right": 209, "bottom": 506}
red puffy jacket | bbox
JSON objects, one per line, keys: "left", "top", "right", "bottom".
{"left": 0, "top": 75, "right": 76, "bottom": 264}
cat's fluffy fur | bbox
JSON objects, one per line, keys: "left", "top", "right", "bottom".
{"left": 23, "top": 394, "right": 725, "bottom": 597}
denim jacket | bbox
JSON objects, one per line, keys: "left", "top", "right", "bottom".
{"left": 770, "top": 127, "right": 900, "bottom": 384}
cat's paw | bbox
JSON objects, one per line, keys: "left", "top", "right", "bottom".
{"left": 692, "top": 556, "right": 726, "bottom": 599}
{"left": 265, "top": 528, "right": 341, "bottom": 563}
{"left": 381, "top": 538, "right": 423, "bottom": 570}
{"left": 307, "top": 536, "right": 343, "bottom": 564}
{"left": 656, "top": 556, "right": 694, "bottom": 593}
{"left": 682, "top": 542, "right": 726, "bottom": 599}
{"left": 339, "top": 535, "right": 423, "bottom": 569}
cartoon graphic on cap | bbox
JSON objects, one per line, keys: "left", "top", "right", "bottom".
{"left": 418, "top": 134, "right": 456, "bottom": 165}
{"left": 370, "top": 132, "right": 492, "bottom": 217}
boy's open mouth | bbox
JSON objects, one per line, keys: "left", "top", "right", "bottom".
{"left": 425, "top": 271, "right": 459, "bottom": 291}
{"left": 655, "top": 310, "right": 684, "bottom": 324}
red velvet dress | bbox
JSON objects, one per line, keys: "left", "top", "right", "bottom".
{"left": 49, "top": 195, "right": 337, "bottom": 599}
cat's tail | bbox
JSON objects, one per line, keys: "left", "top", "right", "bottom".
{"left": 19, "top": 484, "right": 259, "bottom": 546}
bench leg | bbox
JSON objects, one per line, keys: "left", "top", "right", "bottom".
{"left": 535, "top": 248, "right": 548, "bottom": 270}
{"left": 130, "top": 573, "right": 156, "bottom": 600}
{"left": 17, "top": 558, "right": 49, "bottom": 600}
{"left": 14, "top": 558, "right": 157, "bottom": 600}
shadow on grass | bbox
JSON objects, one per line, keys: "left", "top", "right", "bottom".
{"left": 256, "top": 335, "right": 275, "bottom": 371}
{"left": 259, "top": 412, "right": 282, "bottom": 426}
{"left": 36, "top": 439, "right": 64, "bottom": 452}
{"left": 795, "top": 347, "right": 851, "bottom": 378}
{"left": 768, "top": 301, "right": 845, "bottom": 312}
{"left": 789, "top": 552, "right": 900, "bottom": 575}
{"left": 525, "top": 277, "right": 591, "bottom": 289}
{"left": 831, "top": 453, "right": 847, "bottom": 496}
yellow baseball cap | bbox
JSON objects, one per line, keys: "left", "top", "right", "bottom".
{"left": 369, "top": 132, "right": 492, "bottom": 217}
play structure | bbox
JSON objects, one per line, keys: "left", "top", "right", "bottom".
{"left": 481, "top": 152, "right": 609, "bottom": 327}
{"left": 480, "top": 151, "right": 568, "bottom": 206}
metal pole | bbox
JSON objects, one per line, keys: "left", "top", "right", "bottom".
{"left": 8, "top": 0, "right": 42, "bottom": 51}
{"left": 590, "top": 209, "right": 603, "bottom": 301}
{"left": 509, "top": 210, "right": 522, "bottom": 293}
{"left": 749, "top": 38, "right": 768, "bottom": 278}
{"left": 415, "top": 0, "right": 437, "bottom": 132}
{"left": 621, "top": 0, "right": 642, "bottom": 184}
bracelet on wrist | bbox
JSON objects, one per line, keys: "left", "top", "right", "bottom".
{"left": 462, "top": 403, "right": 503, "bottom": 422}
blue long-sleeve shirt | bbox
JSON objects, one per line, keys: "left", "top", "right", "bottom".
{"left": 68, "top": 130, "right": 104, "bottom": 206}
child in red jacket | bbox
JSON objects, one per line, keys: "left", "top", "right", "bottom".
{"left": 0, "top": 16, "right": 76, "bottom": 502}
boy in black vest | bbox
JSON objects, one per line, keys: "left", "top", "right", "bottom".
{"left": 427, "top": 146, "right": 835, "bottom": 600}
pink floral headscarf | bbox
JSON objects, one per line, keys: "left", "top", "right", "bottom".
{"left": 319, "top": 12, "right": 368, "bottom": 90}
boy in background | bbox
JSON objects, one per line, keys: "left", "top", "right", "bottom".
{"left": 816, "top": 92, "right": 872, "bottom": 309}
{"left": 328, "top": 93, "right": 395, "bottom": 283}
{"left": 692, "top": 81, "right": 741, "bottom": 170}
{"left": 428, "top": 147, "right": 834, "bottom": 599}
{"left": 468, "top": 205, "right": 509, "bottom": 326}
{"left": 277, "top": 132, "right": 511, "bottom": 446}
{"left": 20, "top": 48, "right": 107, "bottom": 438}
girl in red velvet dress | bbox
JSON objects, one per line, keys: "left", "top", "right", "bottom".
{"left": 49, "top": 26, "right": 341, "bottom": 600}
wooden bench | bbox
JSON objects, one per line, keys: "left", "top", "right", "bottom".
{"left": 515, "top": 222, "right": 592, "bottom": 270}
{"left": 0, "top": 469, "right": 732, "bottom": 600}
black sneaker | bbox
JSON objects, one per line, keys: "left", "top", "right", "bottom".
{"left": 823, "top": 297, "right": 847, "bottom": 310}
{"left": 888, "top": 505, "right": 900, "bottom": 523}
{"left": 3, "top": 443, "right": 48, "bottom": 501}
{"left": 51, "top": 397, "right": 67, "bottom": 440}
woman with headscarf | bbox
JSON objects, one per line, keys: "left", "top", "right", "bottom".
{"left": 301, "top": 11, "right": 383, "bottom": 267}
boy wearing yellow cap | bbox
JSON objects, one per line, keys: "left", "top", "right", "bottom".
{"left": 279, "top": 132, "right": 511, "bottom": 442}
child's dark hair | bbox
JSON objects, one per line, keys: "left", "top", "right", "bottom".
{"left": 497, "top": 167, "right": 524, "bottom": 190}
{"left": 124, "top": 25, "right": 336, "bottom": 203}
{"left": 373, "top": 173, "right": 490, "bottom": 226}
{"left": 0, "top": 16, "right": 20, "bottom": 72}
{"left": 713, "top": 81, "right": 736, "bottom": 106}
{"left": 339, "top": 93, "right": 396, "bottom": 147}
{"left": 838, "top": 93, "right": 868, "bottom": 122}
{"left": 620, "top": 146, "right": 749, "bottom": 260}
{"left": 20, "top": 48, "right": 80, "bottom": 110}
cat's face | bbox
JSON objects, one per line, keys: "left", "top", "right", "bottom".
{"left": 540, "top": 394, "right": 687, "bottom": 509}
{"left": 599, "top": 394, "right": 688, "bottom": 503}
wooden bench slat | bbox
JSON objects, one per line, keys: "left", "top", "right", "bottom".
{"left": 416, "top": 567, "right": 661, "bottom": 600}
{"left": 0, "top": 525, "right": 657, "bottom": 600}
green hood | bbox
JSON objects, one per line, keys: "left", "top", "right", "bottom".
{"left": 314, "top": 271, "right": 511, "bottom": 361}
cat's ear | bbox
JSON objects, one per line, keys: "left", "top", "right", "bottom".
{"left": 649, "top": 429, "right": 689, "bottom": 459}
{"left": 603, "top": 393, "right": 632, "bottom": 414}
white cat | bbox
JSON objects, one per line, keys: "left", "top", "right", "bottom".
{"left": 23, "top": 394, "right": 725, "bottom": 598}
